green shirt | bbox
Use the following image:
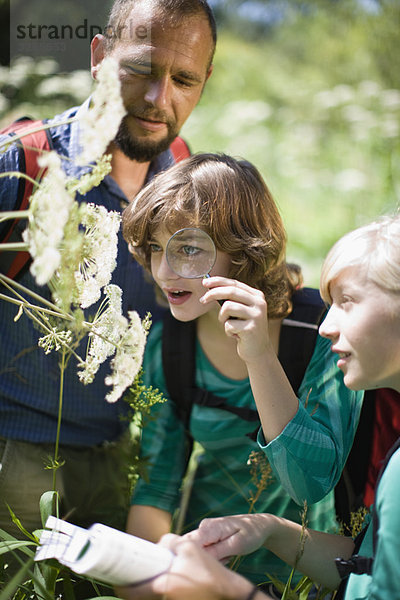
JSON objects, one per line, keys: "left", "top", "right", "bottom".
{"left": 344, "top": 447, "right": 400, "bottom": 599}
{"left": 133, "top": 321, "right": 363, "bottom": 585}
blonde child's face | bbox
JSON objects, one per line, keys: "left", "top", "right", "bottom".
{"left": 149, "top": 226, "right": 232, "bottom": 322}
{"left": 319, "top": 266, "right": 400, "bottom": 392}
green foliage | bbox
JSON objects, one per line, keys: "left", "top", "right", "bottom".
{"left": 0, "top": 56, "right": 93, "bottom": 123}
{"left": 181, "top": 10, "right": 400, "bottom": 285}
{"left": 268, "top": 573, "right": 333, "bottom": 600}
{"left": 123, "top": 368, "right": 167, "bottom": 421}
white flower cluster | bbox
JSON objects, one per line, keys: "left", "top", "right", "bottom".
{"left": 78, "top": 285, "right": 124, "bottom": 385}
{"left": 78, "top": 285, "right": 150, "bottom": 402}
{"left": 22, "top": 152, "right": 75, "bottom": 286}
{"left": 75, "top": 204, "right": 121, "bottom": 309}
{"left": 22, "top": 159, "right": 120, "bottom": 312}
{"left": 77, "top": 56, "right": 126, "bottom": 165}
{"left": 38, "top": 328, "right": 73, "bottom": 355}
{"left": 105, "top": 310, "right": 150, "bottom": 403}
{"left": 4, "top": 52, "right": 148, "bottom": 405}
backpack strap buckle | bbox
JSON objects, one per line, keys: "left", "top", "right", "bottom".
{"left": 335, "top": 555, "right": 373, "bottom": 579}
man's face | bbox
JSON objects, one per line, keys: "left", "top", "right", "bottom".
{"left": 91, "top": 4, "right": 213, "bottom": 162}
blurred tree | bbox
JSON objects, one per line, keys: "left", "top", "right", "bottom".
{"left": 367, "top": 0, "right": 400, "bottom": 87}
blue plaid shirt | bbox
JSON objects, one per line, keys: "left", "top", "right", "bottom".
{"left": 0, "top": 102, "right": 170, "bottom": 446}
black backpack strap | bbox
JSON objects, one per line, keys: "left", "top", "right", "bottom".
{"left": 161, "top": 313, "right": 197, "bottom": 430}
{"left": 191, "top": 388, "right": 259, "bottom": 421}
{"left": 278, "top": 287, "right": 326, "bottom": 393}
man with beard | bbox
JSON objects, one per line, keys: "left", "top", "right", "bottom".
{"left": 0, "top": 0, "right": 216, "bottom": 554}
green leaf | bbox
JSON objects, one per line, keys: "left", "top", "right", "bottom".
{"left": 0, "top": 556, "right": 35, "bottom": 600}
{"left": 294, "top": 575, "right": 314, "bottom": 596}
{"left": 0, "top": 540, "right": 35, "bottom": 556}
{"left": 298, "top": 581, "right": 314, "bottom": 600}
{"left": 6, "top": 504, "right": 38, "bottom": 542}
{"left": 60, "top": 570, "right": 76, "bottom": 600}
{"left": 39, "top": 490, "right": 59, "bottom": 526}
{"left": 0, "top": 528, "right": 36, "bottom": 558}
{"left": 33, "top": 559, "right": 59, "bottom": 600}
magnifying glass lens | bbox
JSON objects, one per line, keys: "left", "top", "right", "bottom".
{"left": 166, "top": 228, "right": 216, "bottom": 279}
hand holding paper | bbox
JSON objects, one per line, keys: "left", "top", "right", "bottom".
{"left": 35, "top": 516, "right": 174, "bottom": 587}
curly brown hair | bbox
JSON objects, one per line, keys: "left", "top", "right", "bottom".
{"left": 122, "top": 153, "right": 302, "bottom": 319}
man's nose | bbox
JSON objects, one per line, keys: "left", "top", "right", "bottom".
{"left": 144, "top": 76, "right": 171, "bottom": 109}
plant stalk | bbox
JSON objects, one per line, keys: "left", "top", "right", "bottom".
{"left": 53, "top": 348, "right": 67, "bottom": 491}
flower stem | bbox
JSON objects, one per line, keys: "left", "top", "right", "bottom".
{"left": 0, "top": 292, "right": 68, "bottom": 319}
{"left": 53, "top": 348, "right": 67, "bottom": 491}
{"left": 0, "top": 273, "right": 71, "bottom": 317}
{"left": 0, "top": 171, "right": 40, "bottom": 188}
{"left": 0, "top": 209, "right": 30, "bottom": 222}
{"left": 0, "top": 116, "right": 78, "bottom": 151}
{"left": 0, "top": 276, "right": 119, "bottom": 351}
{"left": 0, "top": 242, "right": 28, "bottom": 251}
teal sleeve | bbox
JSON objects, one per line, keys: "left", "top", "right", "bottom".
{"left": 258, "top": 334, "right": 364, "bottom": 504}
{"left": 344, "top": 449, "right": 400, "bottom": 599}
{"left": 131, "top": 321, "right": 188, "bottom": 513}
{"left": 367, "top": 448, "right": 400, "bottom": 599}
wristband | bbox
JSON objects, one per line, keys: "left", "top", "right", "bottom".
{"left": 245, "top": 586, "right": 259, "bottom": 600}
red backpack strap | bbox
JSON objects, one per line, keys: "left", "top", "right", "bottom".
{"left": 170, "top": 136, "right": 191, "bottom": 162}
{"left": 0, "top": 118, "right": 52, "bottom": 279}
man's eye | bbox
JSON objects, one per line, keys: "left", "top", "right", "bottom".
{"left": 149, "top": 243, "right": 162, "bottom": 253}
{"left": 124, "top": 64, "right": 151, "bottom": 76}
{"left": 173, "top": 77, "right": 194, "bottom": 88}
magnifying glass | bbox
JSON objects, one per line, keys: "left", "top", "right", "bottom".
{"left": 166, "top": 228, "right": 226, "bottom": 308}
{"left": 166, "top": 227, "right": 217, "bottom": 279}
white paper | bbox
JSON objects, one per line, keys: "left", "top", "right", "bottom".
{"left": 35, "top": 516, "right": 174, "bottom": 586}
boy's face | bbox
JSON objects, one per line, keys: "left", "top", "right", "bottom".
{"left": 149, "top": 226, "right": 231, "bottom": 322}
{"left": 319, "top": 266, "right": 400, "bottom": 392}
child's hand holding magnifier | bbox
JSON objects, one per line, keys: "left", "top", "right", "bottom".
{"left": 166, "top": 228, "right": 271, "bottom": 363}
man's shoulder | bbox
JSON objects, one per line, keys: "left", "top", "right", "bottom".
{"left": 46, "top": 101, "right": 91, "bottom": 172}
{"left": 46, "top": 104, "right": 81, "bottom": 128}
{"left": 45, "top": 103, "right": 81, "bottom": 150}
{"left": 0, "top": 104, "right": 81, "bottom": 158}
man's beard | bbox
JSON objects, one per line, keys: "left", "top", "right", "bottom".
{"left": 114, "top": 114, "right": 179, "bottom": 163}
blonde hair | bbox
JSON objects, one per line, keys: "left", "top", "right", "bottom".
{"left": 320, "top": 213, "right": 400, "bottom": 304}
{"left": 122, "top": 153, "right": 301, "bottom": 319}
